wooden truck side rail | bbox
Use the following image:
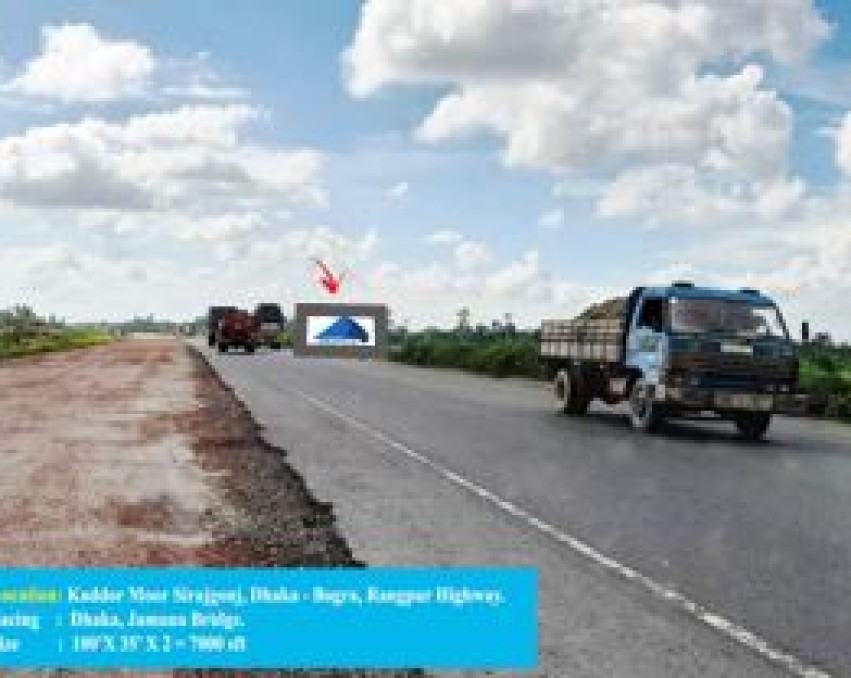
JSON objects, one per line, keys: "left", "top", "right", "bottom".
{"left": 540, "top": 316, "right": 625, "bottom": 363}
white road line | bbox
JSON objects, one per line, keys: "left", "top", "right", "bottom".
{"left": 288, "top": 385, "right": 831, "bottom": 678}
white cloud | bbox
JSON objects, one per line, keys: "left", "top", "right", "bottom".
{"left": 398, "top": 263, "right": 455, "bottom": 295}
{"left": 637, "top": 185, "right": 851, "bottom": 339}
{"left": 0, "top": 24, "right": 370, "bottom": 323}
{"left": 538, "top": 207, "right": 565, "bottom": 229}
{"left": 413, "top": 66, "right": 796, "bottom": 181}
{"left": 3, "top": 24, "right": 248, "bottom": 105}
{"left": 454, "top": 240, "right": 490, "bottom": 270}
{"left": 4, "top": 24, "right": 154, "bottom": 102}
{"left": 0, "top": 244, "right": 188, "bottom": 320}
{"left": 485, "top": 250, "right": 547, "bottom": 298}
{"left": 425, "top": 229, "right": 464, "bottom": 245}
{"left": 424, "top": 229, "right": 490, "bottom": 269}
{"left": 347, "top": 0, "right": 826, "bottom": 224}
{"left": 246, "top": 226, "right": 379, "bottom": 272}
{"left": 162, "top": 83, "right": 248, "bottom": 101}
{"left": 359, "top": 250, "right": 610, "bottom": 329}
{"left": 836, "top": 113, "right": 851, "bottom": 177}
{"left": 0, "top": 219, "right": 385, "bottom": 321}
{"left": 346, "top": 1, "right": 827, "bottom": 96}
{"left": 387, "top": 180, "right": 409, "bottom": 199}
{"left": 0, "top": 104, "right": 325, "bottom": 212}
{"left": 104, "top": 211, "right": 269, "bottom": 254}
{"left": 598, "top": 164, "right": 804, "bottom": 227}
{"left": 160, "top": 51, "right": 248, "bottom": 102}
{"left": 646, "top": 263, "right": 700, "bottom": 287}
{"left": 20, "top": 244, "right": 84, "bottom": 291}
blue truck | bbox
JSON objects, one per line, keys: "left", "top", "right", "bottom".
{"left": 540, "top": 282, "right": 801, "bottom": 440}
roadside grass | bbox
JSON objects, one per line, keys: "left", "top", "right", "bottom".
{"left": 0, "top": 328, "right": 113, "bottom": 361}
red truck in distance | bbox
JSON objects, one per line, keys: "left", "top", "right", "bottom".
{"left": 207, "top": 306, "right": 236, "bottom": 347}
{"left": 215, "top": 309, "right": 259, "bottom": 354}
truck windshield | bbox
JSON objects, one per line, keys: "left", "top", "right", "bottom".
{"left": 256, "top": 305, "right": 283, "bottom": 323}
{"left": 670, "top": 298, "right": 788, "bottom": 339}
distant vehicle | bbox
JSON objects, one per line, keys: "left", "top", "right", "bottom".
{"left": 253, "top": 303, "right": 286, "bottom": 350}
{"left": 540, "top": 283, "right": 801, "bottom": 441}
{"left": 216, "top": 310, "right": 259, "bottom": 354}
{"left": 207, "top": 306, "right": 237, "bottom": 347}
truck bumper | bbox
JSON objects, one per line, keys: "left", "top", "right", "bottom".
{"left": 219, "top": 333, "right": 257, "bottom": 345}
{"left": 257, "top": 324, "right": 282, "bottom": 345}
{"left": 774, "top": 393, "right": 811, "bottom": 416}
{"left": 656, "top": 385, "right": 775, "bottom": 412}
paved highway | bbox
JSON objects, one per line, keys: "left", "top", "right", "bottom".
{"left": 201, "top": 346, "right": 851, "bottom": 677}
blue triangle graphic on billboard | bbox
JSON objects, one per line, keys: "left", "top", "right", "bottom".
{"left": 316, "top": 316, "right": 370, "bottom": 343}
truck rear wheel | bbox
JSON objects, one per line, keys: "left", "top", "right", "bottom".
{"left": 734, "top": 413, "right": 771, "bottom": 441}
{"left": 629, "top": 377, "right": 665, "bottom": 433}
{"left": 554, "top": 369, "right": 590, "bottom": 416}
{"left": 245, "top": 344, "right": 256, "bottom": 354}
{"left": 217, "top": 342, "right": 228, "bottom": 353}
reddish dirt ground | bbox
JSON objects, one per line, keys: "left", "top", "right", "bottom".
{"left": 0, "top": 338, "right": 421, "bottom": 678}
{"left": 0, "top": 338, "right": 219, "bottom": 566}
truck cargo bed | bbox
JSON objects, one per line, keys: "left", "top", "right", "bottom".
{"left": 540, "top": 316, "right": 625, "bottom": 363}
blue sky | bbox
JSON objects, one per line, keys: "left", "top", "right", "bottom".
{"left": 1, "top": 1, "right": 850, "bottom": 338}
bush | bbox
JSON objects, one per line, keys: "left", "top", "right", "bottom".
{"left": 392, "top": 332, "right": 540, "bottom": 379}
{"left": 799, "top": 345, "right": 851, "bottom": 397}
{"left": 276, "top": 331, "right": 294, "bottom": 348}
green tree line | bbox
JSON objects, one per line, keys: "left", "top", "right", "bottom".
{"left": 390, "top": 329, "right": 543, "bottom": 379}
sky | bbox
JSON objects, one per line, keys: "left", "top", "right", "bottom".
{"left": 0, "top": 0, "right": 850, "bottom": 338}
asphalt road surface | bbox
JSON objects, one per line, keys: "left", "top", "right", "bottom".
{"left": 201, "top": 346, "right": 851, "bottom": 678}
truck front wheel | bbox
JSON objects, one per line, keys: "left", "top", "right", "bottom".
{"left": 734, "top": 413, "right": 771, "bottom": 441}
{"left": 554, "top": 369, "right": 590, "bottom": 416}
{"left": 629, "top": 377, "right": 666, "bottom": 433}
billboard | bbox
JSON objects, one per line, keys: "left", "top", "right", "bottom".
{"left": 306, "top": 316, "right": 377, "bottom": 347}
{"left": 294, "top": 303, "right": 388, "bottom": 359}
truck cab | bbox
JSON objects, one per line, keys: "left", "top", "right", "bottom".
{"left": 624, "top": 283, "right": 798, "bottom": 439}
{"left": 253, "top": 303, "right": 286, "bottom": 350}
{"left": 216, "top": 309, "right": 259, "bottom": 354}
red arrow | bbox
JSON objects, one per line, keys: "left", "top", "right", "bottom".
{"left": 312, "top": 258, "right": 344, "bottom": 295}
